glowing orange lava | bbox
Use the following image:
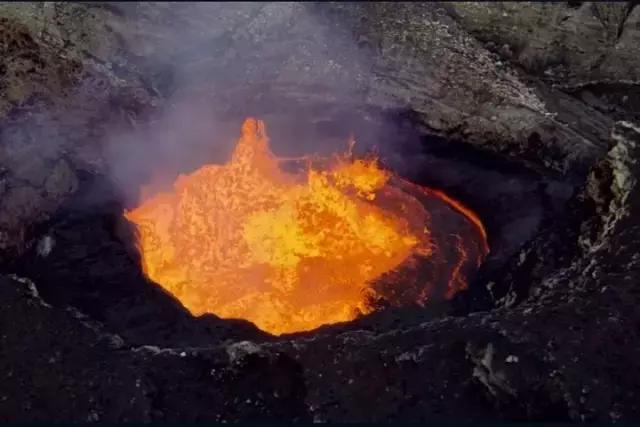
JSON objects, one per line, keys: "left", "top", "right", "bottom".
{"left": 125, "top": 118, "right": 488, "bottom": 335}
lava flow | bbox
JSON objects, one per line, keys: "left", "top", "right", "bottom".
{"left": 125, "top": 118, "right": 488, "bottom": 335}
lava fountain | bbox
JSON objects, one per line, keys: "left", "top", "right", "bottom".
{"left": 124, "top": 118, "right": 489, "bottom": 335}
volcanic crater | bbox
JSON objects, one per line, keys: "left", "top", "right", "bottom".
{"left": 5, "top": 109, "right": 565, "bottom": 345}
{"left": 2, "top": 1, "right": 640, "bottom": 423}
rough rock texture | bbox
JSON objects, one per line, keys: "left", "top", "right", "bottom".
{"left": 0, "top": 2, "right": 155, "bottom": 257}
{"left": 448, "top": 2, "right": 640, "bottom": 122}
{"left": 325, "top": 3, "right": 611, "bottom": 173}
{"left": 0, "top": 1, "right": 620, "bottom": 257}
{"left": 2, "top": 122, "right": 639, "bottom": 422}
{"left": 2, "top": 1, "right": 640, "bottom": 422}
{"left": 448, "top": 2, "right": 640, "bottom": 83}
{"left": 0, "top": 275, "right": 306, "bottom": 423}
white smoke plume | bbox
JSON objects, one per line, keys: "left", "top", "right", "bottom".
{"left": 98, "top": 2, "right": 383, "bottom": 203}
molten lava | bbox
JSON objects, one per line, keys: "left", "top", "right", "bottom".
{"left": 125, "top": 118, "right": 488, "bottom": 335}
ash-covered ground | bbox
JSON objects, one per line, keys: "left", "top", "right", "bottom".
{"left": 1, "top": 2, "right": 640, "bottom": 422}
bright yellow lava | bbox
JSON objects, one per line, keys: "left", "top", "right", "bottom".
{"left": 124, "top": 118, "right": 430, "bottom": 334}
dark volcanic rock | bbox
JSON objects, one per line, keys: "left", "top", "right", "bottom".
{"left": 319, "top": 2, "right": 611, "bottom": 175}
{"left": 265, "top": 124, "right": 640, "bottom": 423}
{"left": 0, "top": 2, "right": 614, "bottom": 258}
{"left": 2, "top": 122, "right": 639, "bottom": 422}
{"left": 6, "top": 172, "right": 269, "bottom": 348}
{"left": 0, "top": 275, "right": 308, "bottom": 422}
{"left": 0, "top": 275, "right": 150, "bottom": 422}
{"left": 447, "top": 3, "right": 640, "bottom": 82}
{"left": 448, "top": 2, "right": 640, "bottom": 123}
{"left": 2, "top": 1, "right": 640, "bottom": 423}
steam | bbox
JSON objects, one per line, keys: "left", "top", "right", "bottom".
{"left": 104, "top": 98, "right": 238, "bottom": 202}
{"left": 99, "top": 2, "right": 383, "bottom": 203}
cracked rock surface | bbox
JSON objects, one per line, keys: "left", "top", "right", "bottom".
{"left": 1, "top": 2, "right": 640, "bottom": 422}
